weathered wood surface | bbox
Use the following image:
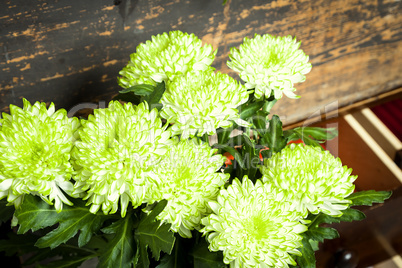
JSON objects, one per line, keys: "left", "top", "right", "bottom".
{"left": 0, "top": 0, "right": 401, "bottom": 125}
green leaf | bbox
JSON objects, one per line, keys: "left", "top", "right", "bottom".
{"left": 241, "top": 134, "right": 259, "bottom": 179}
{"left": 15, "top": 195, "right": 110, "bottom": 249}
{"left": 98, "top": 215, "right": 135, "bottom": 268}
{"left": 156, "top": 237, "right": 186, "bottom": 268}
{"left": 0, "top": 232, "right": 38, "bottom": 257}
{"left": 346, "top": 190, "right": 392, "bottom": 206}
{"left": 295, "top": 235, "right": 316, "bottom": 268}
{"left": 309, "top": 239, "right": 320, "bottom": 251}
{"left": 112, "top": 92, "right": 142, "bottom": 105}
{"left": 252, "top": 110, "right": 267, "bottom": 136}
{"left": 213, "top": 144, "right": 245, "bottom": 169}
{"left": 338, "top": 208, "right": 366, "bottom": 222}
{"left": 307, "top": 208, "right": 366, "bottom": 228}
{"left": 305, "top": 226, "right": 339, "bottom": 243}
{"left": 0, "top": 200, "right": 14, "bottom": 224}
{"left": 15, "top": 195, "right": 60, "bottom": 234}
{"left": 295, "top": 127, "right": 338, "bottom": 141}
{"left": 217, "top": 123, "right": 238, "bottom": 146}
{"left": 265, "top": 115, "right": 287, "bottom": 153}
{"left": 119, "top": 84, "right": 154, "bottom": 96}
{"left": 134, "top": 239, "right": 150, "bottom": 268}
{"left": 135, "top": 200, "right": 175, "bottom": 261}
{"left": 142, "top": 82, "right": 166, "bottom": 110}
{"left": 0, "top": 233, "right": 97, "bottom": 267}
{"left": 261, "top": 99, "right": 277, "bottom": 115}
{"left": 238, "top": 101, "right": 265, "bottom": 120}
{"left": 191, "top": 239, "right": 225, "bottom": 268}
{"left": 36, "top": 254, "right": 95, "bottom": 268}
{"left": 284, "top": 127, "right": 338, "bottom": 148}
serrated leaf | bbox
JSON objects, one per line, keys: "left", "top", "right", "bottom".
{"left": 119, "top": 84, "right": 154, "bottom": 95}
{"left": 307, "top": 208, "right": 366, "bottom": 228}
{"left": 15, "top": 195, "right": 109, "bottom": 249}
{"left": 15, "top": 195, "right": 61, "bottom": 234}
{"left": 346, "top": 190, "right": 392, "bottom": 206}
{"left": 135, "top": 200, "right": 175, "bottom": 261}
{"left": 305, "top": 226, "right": 339, "bottom": 243}
{"left": 338, "top": 208, "right": 366, "bottom": 222}
{"left": 0, "top": 200, "right": 14, "bottom": 224}
{"left": 35, "top": 209, "right": 108, "bottom": 249}
{"left": 98, "top": 216, "right": 135, "bottom": 268}
{"left": 295, "top": 235, "right": 316, "bottom": 268}
{"left": 191, "top": 239, "right": 225, "bottom": 268}
{"left": 238, "top": 101, "right": 265, "bottom": 120}
{"left": 265, "top": 115, "right": 287, "bottom": 153}
{"left": 142, "top": 82, "right": 166, "bottom": 110}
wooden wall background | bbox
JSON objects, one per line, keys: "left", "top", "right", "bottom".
{"left": 0, "top": 0, "right": 401, "bottom": 125}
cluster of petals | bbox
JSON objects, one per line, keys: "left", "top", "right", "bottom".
{"left": 160, "top": 70, "right": 250, "bottom": 138}
{"left": 0, "top": 99, "right": 79, "bottom": 211}
{"left": 261, "top": 143, "right": 357, "bottom": 217}
{"left": 227, "top": 34, "right": 312, "bottom": 100}
{"left": 72, "top": 101, "right": 172, "bottom": 217}
{"left": 201, "top": 177, "right": 306, "bottom": 268}
{"left": 118, "top": 30, "right": 216, "bottom": 89}
{"left": 146, "top": 138, "right": 228, "bottom": 238}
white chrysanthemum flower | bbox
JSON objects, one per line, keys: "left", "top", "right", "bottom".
{"left": 146, "top": 138, "right": 228, "bottom": 238}
{"left": 160, "top": 70, "right": 250, "bottom": 138}
{"left": 261, "top": 143, "right": 357, "bottom": 217}
{"left": 0, "top": 99, "right": 79, "bottom": 212}
{"left": 72, "top": 101, "right": 172, "bottom": 217}
{"left": 118, "top": 30, "right": 216, "bottom": 89}
{"left": 227, "top": 34, "right": 312, "bottom": 99}
{"left": 201, "top": 177, "right": 306, "bottom": 268}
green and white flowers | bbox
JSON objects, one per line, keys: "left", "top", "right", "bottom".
{"left": 72, "top": 101, "right": 172, "bottom": 217}
{"left": 118, "top": 30, "right": 216, "bottom": 89}
{"left": 146, "top": 138, "right": 228, "bottom": 238}
{"left": 261, "top": 143, "right": 357, "bottom": 217}
{"left": 0, "top": 99, "right": 79, "bottom": 211}
{"left": 227, "top": 34, "right": 312, "bottom": 100}
{"left": 0, "top": 30, "right": 390, "bottom": 268}
{"left": 201, "top": 177, "right": 307, "bottom": 268}
{"left": 161, "top": 70, "right": 250, "bottom": 138}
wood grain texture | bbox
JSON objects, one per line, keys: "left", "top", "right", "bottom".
{"left": 0, "top": 0, "right": 401, "bottom": 125}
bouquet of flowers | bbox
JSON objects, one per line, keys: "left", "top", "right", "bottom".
{"left": 0, "top": 30, "right": 391, "bottom": 268}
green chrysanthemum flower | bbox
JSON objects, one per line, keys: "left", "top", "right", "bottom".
{"left": 160, "top": 70, "right": 250, "bottom": 138}
{"left": 72, "top": 101, "right": 172, "bottom": 217}
{"left": 0, "top": 99, "right": 79, "bottom": 212}
{"left": 201, "top": 177, "right": 306, "bottom": 268}
{"left": 227, "top": 34, "right": 312, "bottom": 100}
{"left": 118, "top": 30, "right": 216, "bottom": 89}
{"left": 146, "top": 138, "right": 228, "bottom": 238}
{"left": 261, "top": 143, "right": 357, "bottom": 217}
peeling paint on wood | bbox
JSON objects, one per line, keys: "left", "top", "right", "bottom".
{"left": 0, "top": 0, "right": 401, "bottom": 125}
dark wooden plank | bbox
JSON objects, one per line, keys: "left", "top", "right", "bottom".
{"left": 0, "top": 0, "right": 401, "bottom": 125}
